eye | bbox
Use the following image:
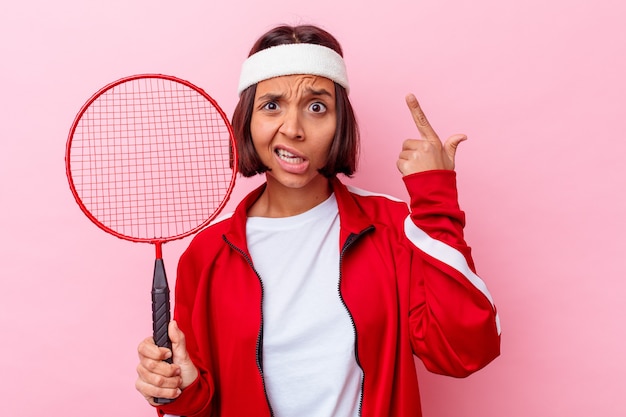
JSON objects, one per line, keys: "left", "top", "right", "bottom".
{"left": 309, "top": 102, "right": 327, "bottom": 113}
{"left": 262, "top": 101, "right": 279, "bottom": 111}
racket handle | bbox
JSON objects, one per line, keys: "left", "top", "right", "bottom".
{"left": 151, "top": 258, "right": 174, "bottom": 405}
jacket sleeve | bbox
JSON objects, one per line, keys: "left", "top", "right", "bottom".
{"left": 156, "top": 240, "right": 215, "bottom": 417}
{"left": 403, "top": 170, "right": 501, "bottom": 377}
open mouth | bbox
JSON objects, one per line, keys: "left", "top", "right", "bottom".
{"left": 276, "top": 148, "right": 305, "bottom": 164}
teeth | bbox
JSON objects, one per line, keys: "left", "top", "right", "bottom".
{"left": 277, "top": 149, "right": 304, "bottom": 163}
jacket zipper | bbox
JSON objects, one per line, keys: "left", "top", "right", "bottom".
{"left": 223, "top": 235, "right": 275, "bottom": 417}
{"left": 338, "top": 227, "right": 375, "bottom": 417}
{"left": 224, "top": 225, "right": 372, "bottom": 417}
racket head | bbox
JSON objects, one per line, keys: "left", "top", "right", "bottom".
{"left": 65, "top": 74, "right": 237, "bottom": 245}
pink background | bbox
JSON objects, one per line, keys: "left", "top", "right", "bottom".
{"left": 1, "top": 0, "right": 624, "bottom": 415}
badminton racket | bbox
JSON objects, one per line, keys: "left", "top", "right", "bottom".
{"left": 65, "top": 74, "right": 237, "bottom": 403}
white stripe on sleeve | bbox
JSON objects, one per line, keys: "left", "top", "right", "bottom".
{"left": 403, "top": 216, "right": 501, "bottom": 335}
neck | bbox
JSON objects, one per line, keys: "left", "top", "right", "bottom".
{"left": 248, "top": 175, "right": 332, "bottom": 218}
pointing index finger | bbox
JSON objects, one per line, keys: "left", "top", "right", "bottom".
{"left": 405, "top": 93, "right": 440, "bottom": 142}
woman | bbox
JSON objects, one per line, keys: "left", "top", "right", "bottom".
{"left": 135, "top": 24, "right": 501, "bottom": 417}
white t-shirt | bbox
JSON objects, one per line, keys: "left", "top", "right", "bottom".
{"left": 246, "top": 193, "right": 363, "bottom": 417}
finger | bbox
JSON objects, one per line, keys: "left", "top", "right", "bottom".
{"left": 168, "top": 321, "right": 199, "bottom": 390}
{"left": 405, "top": 94, "right": 440, "bottom": 142}
{"left": 138, "top": 337, "right": 172, "bottom": 362}
{"left": 135, "top": 377, "right": 182, "bottom": 404}
{"left": 137, "top": 362, "right": 182, "bottom": 388}
{"left": 400, "top": 138, "right": 424, "bottom": 151}
{"left": 443, "top": 134, "right": 467, "bottom": 164}
{"left": 138, "top": 353, "right": 180, "bottom": 377}
{"left": 138, "top": 338, "right": 179, "bottom": 378}
{"left": 168, "top": 321, "right": 189, "bottom": 361}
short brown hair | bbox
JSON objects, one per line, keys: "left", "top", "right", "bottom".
{"left": 232, "top": 25, "right": 360, "bottom": 178}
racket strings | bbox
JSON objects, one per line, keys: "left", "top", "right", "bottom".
{"left": 69, "top": 77, "right": 232, "bottom": 241}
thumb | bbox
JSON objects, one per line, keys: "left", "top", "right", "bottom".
{"left": 168, "top": 320, "right": 199, "bottom": 389}
{"left": 168, "top": 321, "right": 190, "bottom": 363}
{"left": 443, "top": 134, "right": 467, "bottom": 167}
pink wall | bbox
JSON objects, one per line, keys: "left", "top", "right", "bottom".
{"left": 2, "top": 0, "right": 624, "bottom": 415}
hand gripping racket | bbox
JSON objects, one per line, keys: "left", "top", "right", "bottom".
{"left": 65, "top": 74, "right": 237, "bottom": 403}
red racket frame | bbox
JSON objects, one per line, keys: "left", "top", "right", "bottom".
{"left": 65, "top": 73, "right": 237, "bottom": 258}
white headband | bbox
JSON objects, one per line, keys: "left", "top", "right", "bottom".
{"left": 237, "top": 43, "right": 350, "bottom": 96}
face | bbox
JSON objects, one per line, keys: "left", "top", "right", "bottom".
{"left": 250, "top": 75, "right": 337, "bottom": 191}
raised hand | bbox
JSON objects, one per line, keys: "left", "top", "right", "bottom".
{"left": 135, "top": 321, "right": 198, "bottom": 405}
{"left": 396, "top": 94, "right": 467, "bottom": 176}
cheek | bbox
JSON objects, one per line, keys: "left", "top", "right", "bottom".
{"left": 250, "top": 117, "right": 272, "bottom": 148}
{"left": 318, "top": 119, "right": 337, "bottom": 151}
{"left": 313, "top": 129, "right": 336, "bottom": 164}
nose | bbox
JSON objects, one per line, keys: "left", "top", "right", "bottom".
{"left": 278, "top": 107, "right": 304, "bottom": 140}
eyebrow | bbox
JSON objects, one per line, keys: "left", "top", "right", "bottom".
{"left": 256, "top": 87, "right": 333, "bottom": 103}
{"left": 307, "top": 87, "right": 333, "bottom": 98}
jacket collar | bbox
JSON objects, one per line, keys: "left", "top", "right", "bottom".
{"left": 329, "top": 177, "right": 375, "bottom": 240}
{"left": 224, "top": 177, "right": 374, "bottom": 253}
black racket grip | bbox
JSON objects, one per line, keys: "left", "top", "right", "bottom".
{"left": 151, "top": 258, "right": 174, "bottom": 405}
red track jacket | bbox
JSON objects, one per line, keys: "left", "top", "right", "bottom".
{"left": 157, "top": 170, "right": 501, "bottom": 417}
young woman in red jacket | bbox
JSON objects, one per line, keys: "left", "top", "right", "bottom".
{"left": 135, "top": 24, "right": 501, "bottom": 417}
